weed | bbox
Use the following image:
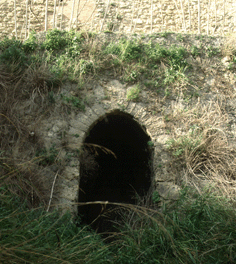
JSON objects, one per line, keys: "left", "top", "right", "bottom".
{"left": 107, "top": 22, "right": 114, "bottom": 31}
{"left": 42, "top": 29, "right": 68, "bottom": 51}
{"left": 23, "top": 31, "right": 38, "bottom": 52}
{"left": 166, "top": 135, "right": 201, "bottom": 157}
{"left": 35, "top": 144, "right": 59, "bottom": 166}
{"left": 206, "top": 45, "right": 219, "bottom": 57}
{"left": 190, "top": 45, "right": 200, "bottom": 57}
{"left": 1, "top": 178, "right": 236, "bottom": 263}
{"left": 126, "top": 85, "right": 141, "bottom": 101}
{"left": 144, "top": 43, "right": 188, "bottom": 84}
{"left": 152, "top": 191, "right": 160, "bottom": 203}
{"left": 0, "top": 37, "right": 22, "bottom": 51}
{"left": 61, "top": 94, "right": 85, "bottom": 111}
{"left": 79, "top": 59, "right": 94, "bottom": 75}
{"left": 104, "top": 39, "right": 142, "bottom": 62}
{"left": 116, "top": 14, "right": 123, "bottom": 20}
{"left": 0, "top": 192, "right": 110, "bottom": 263}
{"left": 125, "top": 70, "right": 139, "bottom": 82}
{"left": 176, "top": 33, "right": 184, "bottom": 42}
{"left": 0, "top": 40, "right": 28, "bottom": 67}
{"left": 164, "top": 88, "right": 170, "bottom": 97}
{"left": 147, "top": 141, "right": 154, "bottom": 147}
{"left": 164, "top": 114, "right": 170, "bottom": 121}
{"left": 65, "top": 43, "right": 82, "bottom": 59}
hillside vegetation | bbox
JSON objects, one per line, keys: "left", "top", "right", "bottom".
{"left": 1, "top": 30, "right": 236, "bottom": 263}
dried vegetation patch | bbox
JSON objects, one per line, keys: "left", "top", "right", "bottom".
{"left": 165, "top": 99, "right": 236, "bottom": 199}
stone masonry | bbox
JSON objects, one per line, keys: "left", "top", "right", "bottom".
{"left": 0, "top": 0, "right": 236, "bottom": 40}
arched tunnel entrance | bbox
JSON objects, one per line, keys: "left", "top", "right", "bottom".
{"left": 78, "top": 110, "right": 153, "bottom": 233}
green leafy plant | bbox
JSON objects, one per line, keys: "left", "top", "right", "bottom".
{"left": 166, "top": 134, "right": 202, "bottom": 157}
{"left": 206, "top": 45, "right": 219, "bottom": 57}
{"left": 104, "top": 39, "right": 142, "bottom": 62}
{"left": 23, "top": 31, "right": 38, "bottom": 52}
{"left": 126, "top": 85, "right": 141, "bottom": 101}
{"left": 176, "top": 33, "right": 184, "bottom": 42}
{"left": 61, "top": 94, "right": 85, "bottom": 111}
{"left": 0, "top": 40, "right": 28, "bottom": 67}
{"left": 147, "top": 141, "right": 154, "bottom": 147}
{"left": 79, "top": 59, "right": 94, "bottom": 75}
{"left": 190, "top": 45, "right": 200, "bottom": 57}
{"left": 42, "top": 29, "right": 68, "bottom": 51}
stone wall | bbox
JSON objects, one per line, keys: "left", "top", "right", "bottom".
{"left": 0, "top": 0, "right": 236, "bottom": 40}
{"left": 97, "top": 0, "right": 236, "bottom": 35}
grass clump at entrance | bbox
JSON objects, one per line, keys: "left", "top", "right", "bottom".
{"left": 113, "top": 189, "right": 236, "bottom": 263}
{"left": 1, "top": 186, "right": 236, "bottom": 263}
{"left": 0, "top": 189, "right": 111, "bottom": 263}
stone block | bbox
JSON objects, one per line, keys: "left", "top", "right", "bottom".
{"left": 156, "top": 182, "right": 180, "bottom": 200}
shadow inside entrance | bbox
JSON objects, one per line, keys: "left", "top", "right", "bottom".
{"left": 78, "top": 110, "right": 152, "bottom": 233}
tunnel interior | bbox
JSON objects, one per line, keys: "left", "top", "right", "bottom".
{"left": 78, "top": 110, "right": 153, "bottom": 233}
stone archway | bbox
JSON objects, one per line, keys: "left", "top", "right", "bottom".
{"left": 78, "top": 110, "right": 153, "bottom": 232}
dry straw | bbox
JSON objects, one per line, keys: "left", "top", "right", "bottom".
{"left": 168, "top": 99, "right": 236, "bottom": 200}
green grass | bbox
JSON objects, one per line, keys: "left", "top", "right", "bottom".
{"left": 0, "top": 29, "right": 190, "bottom": 94}
{"left": 1, "top": 187, "right": 236, "bottom": 263}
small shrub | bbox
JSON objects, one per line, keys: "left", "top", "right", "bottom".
{"left": 0, "top": 37, "right": 22, "bottom": 51}
{"left": 23, "top": 31, "right": 38, "bottom": 52}
{"left": 0, "top": 41, "right": 28, "bottom": 67}
{"left": 42, "top": 29, "right": 68, "bottom": 51}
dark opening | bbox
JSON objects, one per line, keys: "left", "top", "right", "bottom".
{"left": 78, "top": 110, "right": 152, "bottom": 233}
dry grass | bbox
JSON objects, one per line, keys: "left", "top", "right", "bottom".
{"left": 166, "top": 98, "right": 236, "bottom": 199}
{"left": 222, "top": 33, "right": 236, "bottom": 57}
{"left": 0, "top": 60, "right": 59, "bottom": 207}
